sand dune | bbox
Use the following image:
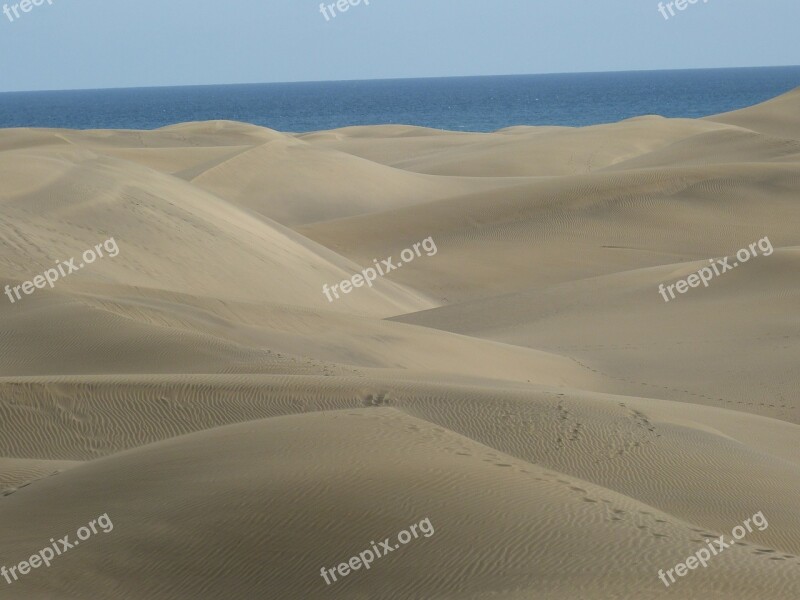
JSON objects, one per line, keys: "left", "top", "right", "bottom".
{"left": 707, "top": 87, "right": 800, "bottom": 139}
{"left": 297, "top": 119, "right": 731, "bottom": 177}
{"left": 3, "top": 407, "right": 798, "bottom": 600}
{"left": 1, "top": 88, "right": 800, "bottom": 598}
{"left": 185, "top": 135, "right": 520, "bottom": 226}
{"left": 0, "top": 145, "right": 428, "bottom": 316}
{"left": 395, "top": 249, "right": 800, "bottom": 424}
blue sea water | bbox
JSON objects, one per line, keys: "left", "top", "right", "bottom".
{"left": 1, "top": 66, "right": 799, "bottom": 133}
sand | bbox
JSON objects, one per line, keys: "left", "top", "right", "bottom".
{"left": 1, "top": 88, "right": 799, "bottom": 599}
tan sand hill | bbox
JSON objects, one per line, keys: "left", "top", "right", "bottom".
{"left": 1, "top": 374, "right": 798, "bottom": 554}
{"left": 395, "top": 249, "right": 800, "bottom": 424}
{"left": 1, "top": 87, "right": 800, "bottom": 598}
{"left": 2, "top": 408, "right": 798, "bottom": 600}
{"left": 707, "top": 87, "right": 800, "bottom": 139}
{"left": 0, "top": 144, "right": 428, "bottom": 316}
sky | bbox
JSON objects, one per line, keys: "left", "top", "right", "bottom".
{"left": 0, "top": 0, "right": 798, "bottom": 93}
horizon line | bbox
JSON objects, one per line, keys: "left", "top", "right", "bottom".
{"left": 2, "top": 64, "right": 799, "bottom": 96}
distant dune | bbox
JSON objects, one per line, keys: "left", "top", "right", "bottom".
{"left": 1, "top": 88, "right": 799, "bottom": 599}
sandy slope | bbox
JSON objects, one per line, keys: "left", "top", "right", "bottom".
{"left": 707, "top": 87, "right": 800, "bottom": 139}
{"left": 1, "top": 88, "right": 800, "bottom": 599}
{"left": 3, "top": 407, "right": 799, "bottom": 600}
{"left": 395, "top": 248, "right": 800, "bottom": 424}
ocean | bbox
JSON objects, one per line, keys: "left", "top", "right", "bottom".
{"left": 1, "top": 66, "right": 799, "bottom": 132}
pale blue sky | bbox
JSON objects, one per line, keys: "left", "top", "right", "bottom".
{"left": 0, "top": 0, "right": 797, "bottom": 92}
